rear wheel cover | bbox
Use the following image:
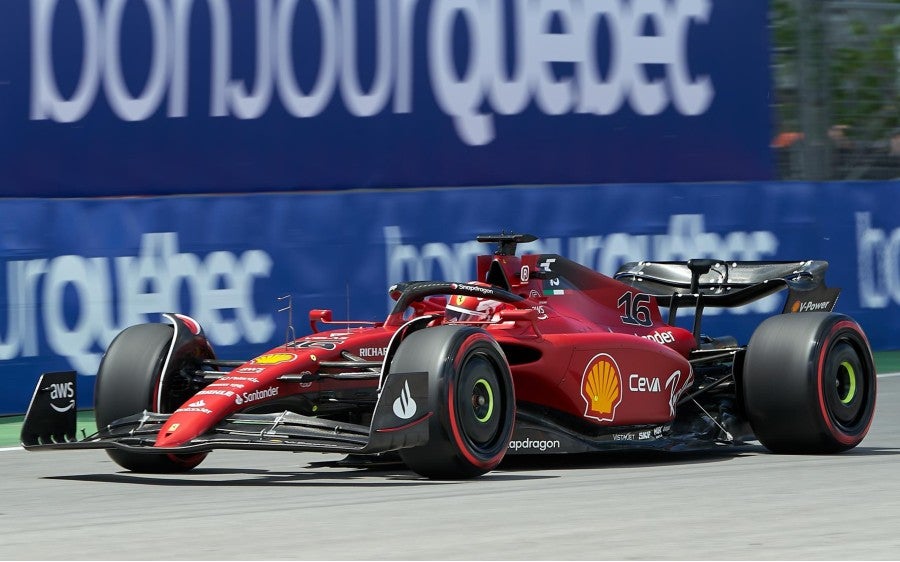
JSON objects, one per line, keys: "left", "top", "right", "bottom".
{"left": 743, "top": 312, "right": 876, "bottom": 453}
{"left": 815, "top": 323, "right": 876, "bottom": 445}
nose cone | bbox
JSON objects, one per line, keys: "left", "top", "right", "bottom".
{"left": 151, "top": 349, "right": 315, "bottom": 448}
{"left": 154, "top": 418, "right": 198, "bottom": 447}
{"left": 155, "top": 419, "right": 190, "bottom": 447}
{"left": 153, "top": 393, "right": 230, "bottom": 447}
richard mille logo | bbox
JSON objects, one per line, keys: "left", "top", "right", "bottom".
{"left": 392, "top": 380, "right": 417, "bottom": 420}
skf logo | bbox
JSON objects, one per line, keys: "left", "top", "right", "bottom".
{"left": 580, "top": 354, "right": 622, "bottom": 422}
{"left": 252, "top": 353, "right": 296, "bottom": 365}
{"left": 49, "top": 381, "right": 75, "bottom": 413}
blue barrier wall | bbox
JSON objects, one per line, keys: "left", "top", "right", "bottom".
{"left": 0, "top": 0, "right": 772, "bottom": 196}
{"left": 1, "top": 181, "right": 899, "bottom": 414}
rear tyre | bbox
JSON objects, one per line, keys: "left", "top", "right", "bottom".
{"left": 95, "top": 323, "right": 208, "bottom": 472}
{"left": 743, "top": 312, "right": 876, "bottom": 453}
{"left": 391, "top": 326, "right": 515, "bottom": 479}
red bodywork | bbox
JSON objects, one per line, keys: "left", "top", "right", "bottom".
{"left": 156, "top": 251, "right": 696, "bottom": 449}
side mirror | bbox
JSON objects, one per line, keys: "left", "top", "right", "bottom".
{"left": 309, "top": 309, "right": 333, "bottom": 333}
{"left": 498, "top": 308, "right": 538, "bottom": 322}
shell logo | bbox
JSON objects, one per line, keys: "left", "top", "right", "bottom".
{"left": 580, "top": 353, "right": 623, "bottom": 422}
{"left": 790, "top": 300, "right": 801, "bottom": 313}
{"left": 252, "top": 353, "right": 297, "bottom": 365}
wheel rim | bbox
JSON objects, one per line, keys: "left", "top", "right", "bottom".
{"left": 836, "top": 361, "right": 857, "bottom": 405}
{"left": 456, "top": 353, "right": 504, "bottom": 449}
{"left": 473, "top": 379, "right": 495, "bottom": 422}
{"left": 824, "top": 341, "right": 868, "bottom": 429}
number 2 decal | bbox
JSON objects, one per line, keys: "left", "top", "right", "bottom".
{"left": 618, "top": 292, "right": 653, "bottom": 327}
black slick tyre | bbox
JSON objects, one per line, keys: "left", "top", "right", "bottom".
{"left": 95, "top": 323, "right": 208, "bottom": 472}
{"left": 742, "top": 312, "right": 876, "bottom": 453}
{"left": 390, "top": 325, "right": 515, "bottom": 479}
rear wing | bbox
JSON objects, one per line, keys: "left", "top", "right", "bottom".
{"left": 615, "top": 260, "right": 837, "bottom": 307}
{"left": 615, "top": 259, "right": 841, "bottom": 338}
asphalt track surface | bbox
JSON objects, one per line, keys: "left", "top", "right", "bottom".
{"left": 2, "top": 376, "right": 899, "bottom": 560}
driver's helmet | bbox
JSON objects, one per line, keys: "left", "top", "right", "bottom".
{"left": 445, "top": 283, "right": 508, "bottom": 322}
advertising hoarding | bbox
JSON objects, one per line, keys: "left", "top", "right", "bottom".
{"left": 1, "top": 181, "right": 898, "bottom": 413}
{"left": 0, "top": 0, "right": 773, "bottom": 196}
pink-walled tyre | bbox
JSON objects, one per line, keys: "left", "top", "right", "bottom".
{"left": 95, "top": 323, "right": 208, "bottom": 472}
{"left": 743, "top": 312, "right": 876, "bottom": 453}
{"left": 390, "top": 326, "right": 515, "bottom": 479}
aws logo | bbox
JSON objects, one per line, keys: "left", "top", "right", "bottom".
{"left": 580, "top": 354, "right": 622, "bottom": 423}
{"left": 49, "top": 381, "right": 75, "bottom": 413}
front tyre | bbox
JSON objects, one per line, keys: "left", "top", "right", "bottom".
{"left": 391, "top": 326, "right": 515, "bottom": 479}
{"left": 743, "top": 312, "right": 876, "bottom": 453}
{"left": 95, "top": 323, "right": 209, "bottom": 472}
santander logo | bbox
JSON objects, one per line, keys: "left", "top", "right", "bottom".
{"left": 392, "top": 380, "right": 417, "bottom": 420}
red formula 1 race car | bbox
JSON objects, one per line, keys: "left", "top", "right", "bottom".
{"left": 22, "top": 234, "right": 877, "bottom": 479}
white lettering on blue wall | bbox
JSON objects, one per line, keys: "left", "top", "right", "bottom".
{"left": 384, "top": 215, "right": 780, "bottom": 314}
{"left": 30, "top": 0, "right": 715, "bottom": 146}
{"left": 0, "top": 233, "right": 274, "bottom": 375}
{"left": 857, "top": 212, "right": 900, "bottom": 309}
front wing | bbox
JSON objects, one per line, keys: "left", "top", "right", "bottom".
{"left": 21, "top": 371, "right": 432, "bottom": 456}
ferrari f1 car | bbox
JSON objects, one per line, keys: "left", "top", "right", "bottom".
{"left": 22, "top": 233, "right": 876, "bottom": 479}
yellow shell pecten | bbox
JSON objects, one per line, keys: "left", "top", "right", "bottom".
{"left": 252, "top": 353, "right": 295, "bottom": 365}
{"left": 585, "top": 360, "right": 620, "bottom": 415}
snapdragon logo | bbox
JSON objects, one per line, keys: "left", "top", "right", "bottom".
{"left": 384, "top": 215, "right": 780, "bottom": 314}
{"left": 30, "top": 0, "right": 714, "bottom": 145}
{"left": 508, "top": 438, "right": 561, "bottom": 451}
{"left": 0, "top": 232, "right": 274, "bottom": 375}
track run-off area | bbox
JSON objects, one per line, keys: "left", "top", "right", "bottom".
{"left": 2, "top": 372, "right": 899, "bottom": 559}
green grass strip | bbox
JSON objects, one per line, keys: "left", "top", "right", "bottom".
{"left": 0, "top": 411, "right": 96, "bottom": 449}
